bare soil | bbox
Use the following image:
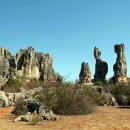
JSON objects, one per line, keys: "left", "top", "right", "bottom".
{"left": 0, "top": 106, "right": 130, "bottom": 130}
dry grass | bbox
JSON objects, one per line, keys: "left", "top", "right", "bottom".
{"left": 0, "top": 106, "right": 130, "bottom": 130}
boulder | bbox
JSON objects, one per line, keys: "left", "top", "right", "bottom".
{"left": 39, "top": 105, "right": 58, "bottom": 120}
{"left": 26, "top": 99, "right": 40, "bottom": 113}
{"left": 0, "top": 91, "right": 9, "bottom": 107}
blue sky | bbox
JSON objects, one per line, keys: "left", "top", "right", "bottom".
{"left": 0, "top": 0, "right": 130, "bottom": 81}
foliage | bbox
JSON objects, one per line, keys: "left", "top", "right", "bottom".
{"left": 36, "top": 87, "right": 57, "bottom": 110}
{"left": 36, "top": 84, "right": 96, "bottom": 115}
{"left": 110, "top": 83, "right": 130, "bottom": 105}
{"left": 12, "top": 99, "right": 28, "bottom": 116}
{"left": 24, "top": 79, "right": 43, "bottom": 89}
{"left": 54, "top": 85, "right": 96, "bottom": 115}
{"left": 6, "top": 77, "right": 23, "bottom": 92}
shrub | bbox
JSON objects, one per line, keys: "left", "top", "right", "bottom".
{"left": 24, "top": 79, "right": 43, "bottom": 89}
{"left": 5, "top": 78, "right": 23, "bottom": 92}
{"left": 36, "top": 87, "right": 57, "bottom": 110}
{"left": 12, "top": 99, "right": 28, "bottom": 115}
{"left": 54, "top": 85, "right": 96, "bottom": 115}
{"left": 110, "top": 83, "right": 130, "bottom": 105}
{"left": 36, "top": 84, "right": 96, "bottom": 115}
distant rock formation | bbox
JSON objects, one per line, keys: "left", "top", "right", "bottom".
{"left": 0, "top": 46, "right": 57, "bottom": 83}
{"left": 94, "top": 47, "right": 108, "bottom": 81}
{"left": 113, "top": 43, "right": 128, "bottom": 83}
{"left": 79, "top": 62, "right": 92, "bottom": 84}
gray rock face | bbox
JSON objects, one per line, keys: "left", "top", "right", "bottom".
{"left": 5, "top": 87, "right": 43, "bottom": 107}
{"left": 113, "top": 43, "right": 128, "bottom": 83}
{"left": 13, "top": 101, "right": 58, "bottom": 122}
{"left": 0, "top": 46, "right": 57, "bottom": 82}
{"left": 0, "top": 47, "right": 11, "bottom": 83}
{"left": 0, "top": 91, "right": 9, "bottom": 107}
{"left": 13, "top": 113, "right": 34, "bottom": 122}
{"left": 79, "top": 62, "right": 92, "bottom": 84}
{"left": 39, "top": 105, "right": 58, "bottom": 120}
{"left": 94, "top": 47, "right": 108, "bottom": 81}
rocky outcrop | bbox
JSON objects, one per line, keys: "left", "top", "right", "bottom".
{"left": 94, "top": 47, "right": 108, "bottom": 81}
{"left": 113, "top": 43, "right": 128, "bottom": 83}
{"left": 13, "top": 107, "right": 58, "bottom": 123}
{"left": 0, "top": 46, "right": 57, "bottom": 82}
{"left": 39, "top": 105, "right": 58, "bottom": 120}
{"left": 5, "top": 87, "right": 43, "bottom": 106}
{"left": 0, "top": 47, "right": 11, "bottom": 84}
{"left": 79, "top": 62, "right": 92, "bottom": 84}
{"left": 92, "top": 86, "right": 118, "bottom": 106}
{"left": 12, "top": 96, "right": 58, "bottom": 122}
{"left": 0, "top": 91, "right": 9, "bottom": 107}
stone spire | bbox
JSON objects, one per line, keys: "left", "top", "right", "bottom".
{"left": 79, "top": 62, "right": 92, "bottom": 84}
{"left": 113, "top": 43, "right": 128, "bottom": 83}
{"left": 94, "top": 47, "right": 108, "bottom": 82}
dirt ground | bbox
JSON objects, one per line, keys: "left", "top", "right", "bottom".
{"left": 0, "top": 106, "right": 130, "bottom": 130}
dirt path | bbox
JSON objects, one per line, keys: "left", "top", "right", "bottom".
{"left": 0, "top": 106, "right": 130, "bottom": 130}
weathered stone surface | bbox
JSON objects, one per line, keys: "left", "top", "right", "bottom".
{"left": 39, "top": 105, "right": 58, "bottom": 120}
{"left": 94, "top": 47, "right": 108, "bottom": 81}
{"left": 0, "top": 91, "right": 9, "bottom": 107}
{"left": 13, "top": 100, "right": 58, "bottom": 122}
{"left": 0, "top": 47, "right": 10, "bottom": 83}
{"left": 113, "top": 43, "right": 128, "bottom": 83}
{"left": 79, "top": 62, "right": 92, "bottom": 84}
{"left": 0, "top": 46, "right": 57, "bottom": 82}
{"left": 5, "top": 87, "right": 43, "bottom": 107}
{"left": 13, "top": 113, "right": 34, "bottom": 122}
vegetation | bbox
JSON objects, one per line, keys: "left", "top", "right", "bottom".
{"left": 3, "top": 77, "right": 24, "bottom": 92}
{"left": 12, "top": 98, "right": 28, "bottom": 116}
{"left": 5, "top": 76, "right": 130, "bottom": 118}
{"left": 102, "top": 83, "right": 130, "bottom": 105}
{"left": 92, "top": 80, "right": 130, "bottom": 106}
{"left": 35, "top": 83, "right": 97, "bottom": 115}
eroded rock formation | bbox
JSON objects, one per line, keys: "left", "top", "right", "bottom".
{"left": 94, "top": 47, "right": 108, "bottom": 81}
{"left": 79, "top": 62, "right": 92, "bottom": 84}
{"left": 0, "top": 46, "right": 57, "bottom": 83}
{"left": 113, "top": 43, "right": 128, "bottom": 83}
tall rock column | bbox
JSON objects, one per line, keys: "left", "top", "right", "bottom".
{"left": 113, "top": 43, "right": 128, "bottom": 83}
{"left": 0, "top": 47, "right": 10, "bottom": 83}
{"left": 94, "top": 47, "right": 108, "bottom": 81}
{"left": 79, "top": 62, "right": 92, "bottom": 84}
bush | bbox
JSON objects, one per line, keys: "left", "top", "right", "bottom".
{"left": 54, "top": 85, "right": 96, "bottom": 115}
{"left": 111, "top": 83, "right": 130, "bottom": 105}
{"left": 24, "top": 79, "right": 43, "bottom": 89}
{"left": 102, "top": 83, "right": 130, "bottom": 105}
{"left": 5, "top": 78, "right": 23, "bottom": 92}
{"left": 36, "top": 84, "right": 96, "bottom": 115}
{"left": 36, "top": 87, "right": 57, "bottom": 110}
{"left": 12, "top": 99, "right": 28, "bottom": 115}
